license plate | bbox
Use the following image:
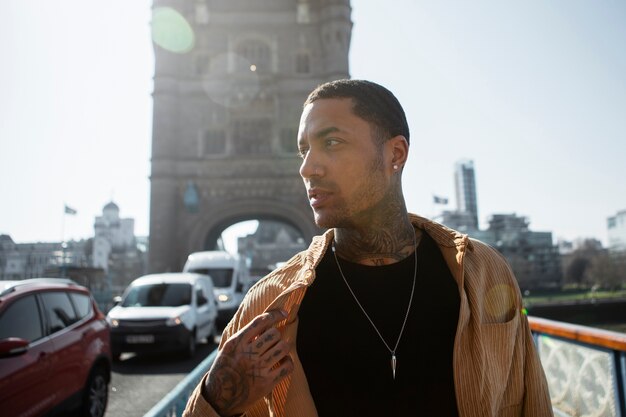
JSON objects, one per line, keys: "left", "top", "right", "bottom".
{"left": 126, "top": 335, "right": 154, "bottom": 344}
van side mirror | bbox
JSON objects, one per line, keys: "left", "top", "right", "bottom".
{"left": 236, "top": 282, "right": 244, "bottom": 293}
{"left": 113, "top": 296, "right": 122, "bottom": 306}
{"left": 0, "top": 338, "right": 29, "bottom": 358}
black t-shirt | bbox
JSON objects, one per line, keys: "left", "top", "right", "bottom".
{"left": 297, "top": 233, "right": 460, "bottom": 417}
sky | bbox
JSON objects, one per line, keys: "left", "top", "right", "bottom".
{"left": 1, "top": 0, "right": 625, "bottom": 248}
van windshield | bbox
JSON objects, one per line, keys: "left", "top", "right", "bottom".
{"left": 190, "top": 268, "right": 233, "bottom": 288}
{"left": 122, "top": 283, "right": 192, "bottom": 307}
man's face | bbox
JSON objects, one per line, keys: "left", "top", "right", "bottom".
{"left": 297, "top": 98, "right": 392, "bottom": 229}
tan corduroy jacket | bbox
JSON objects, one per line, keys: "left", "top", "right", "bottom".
{"left": 183, "top": 214, "right": 553, "bottom": 417}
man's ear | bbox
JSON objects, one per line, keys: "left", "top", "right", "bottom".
{"left": 388, "top": 135, "right": 409, "bottom": 169}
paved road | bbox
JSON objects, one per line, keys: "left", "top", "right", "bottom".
{"left": 105, "top": 340, "right": 218, "bottom": 417}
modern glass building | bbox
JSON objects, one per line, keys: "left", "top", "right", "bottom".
{"left": 454, "top": 159, "right": 478, "bottom": 229}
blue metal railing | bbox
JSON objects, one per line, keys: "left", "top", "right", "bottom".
{"left": 144, "top": 317, "right": 626, "bottom": 417}
{"left": 143, "top": 349, "right": 217, "bottom": 417}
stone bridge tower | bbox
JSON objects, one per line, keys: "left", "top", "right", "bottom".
{"left": 149, "top": 0, "right": 353, "bottom": 272}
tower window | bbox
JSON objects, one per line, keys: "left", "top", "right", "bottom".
{"left": 195, "top": 3, "right": 209, "bottom": 24}
{"left": 236, "top": 40, "right": 271, "bottom": 73}
{"left": 202, "top": 129, "right": 226, "bottom": 155}
{"left": 296, "top": 53, "right": 310, "bottom": 74}
{"left": 233, "top": 119, "right": 272, "bottom": 154}
{"left": 280, "top": 128, "right": 298, "bottom": 153}
{"left": 195, "top": 53, "right": 210, "bottom": 76}
{"left": 297, "top": 4, "right": 311, "bottom": 24}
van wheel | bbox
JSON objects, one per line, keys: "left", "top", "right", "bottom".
{"left": 184, "top": 330, "right": 196, "bottom": 358}
{"left": 81, "top": 365, "right": 109, "bottom": 417}
{"left": 209, "top": 323, "right": 219, "bottom": 345}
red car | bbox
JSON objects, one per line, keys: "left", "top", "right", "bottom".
{"left": 0, "top": 278, "right": 112, "bottom": 417}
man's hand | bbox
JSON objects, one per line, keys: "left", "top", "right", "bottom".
{"left": 203, "top": 310, "right": 294, "bottom": 416}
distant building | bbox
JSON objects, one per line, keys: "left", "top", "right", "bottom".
{"left": 454, "top": 159, "right": 479, "bottom": 229}
{"left": 436, "top": 159, "right": 561, "bottom": 290}
{"left": 92, "top": 201, "right": 145, "bottom": 295}
{"left": 479, "top": 214, "right": 562, "bottom": 290}
{"left": 436, "top": 159, "right": 479, "bottom": 233}
{"left": 93, "top": 201, "right": 135, "bottom": 271}
{"left": 238, "top": 220, "right": 306, "bottom": 279}
{"left": 607, "top": 210, "right": 626, "bottom": 251}
{"left": 0, "top": 235, "right": 89, "bottom": 280}
{"left": 438, "top": 210, "right": 479, "bottom": 234}
{"left": 558, "top": 237, "right": 603, "bottom": 255}
{"left": 0, "top": 203, "right": 145, "bottom": 311}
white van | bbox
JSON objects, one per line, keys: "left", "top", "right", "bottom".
{"left": 183, "top": 251, "right": 250, "bottom": 326}
{"left": 106, "top": 272, "right": 218, "bottom": 360}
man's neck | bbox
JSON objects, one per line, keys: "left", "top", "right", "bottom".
{"left": 333, "top": 214, "right": 419, "bottom": 266}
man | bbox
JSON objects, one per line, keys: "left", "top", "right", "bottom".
{"left": 184, "top": 79, "right": 553, "bottom": 417}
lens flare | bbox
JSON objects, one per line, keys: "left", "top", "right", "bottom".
{"left": 200, "top": 52, "right": 261, "bottom": 108}
{"left": 485, "top": 284, "right": 516, "bottom": 321}
{"left": 151, "top": 7, "right": 194, "bottom": 53}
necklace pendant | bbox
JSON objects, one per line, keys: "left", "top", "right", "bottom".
{"left": 391, "top": 353, "right": 397, "bottom": 380}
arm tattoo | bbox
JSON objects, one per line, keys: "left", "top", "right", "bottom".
{"left": 207, "top": 361, "right": 249, "bottom": 413}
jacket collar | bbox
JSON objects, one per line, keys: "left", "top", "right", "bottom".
{"left": 298, "top": 213, "right": 473, "bottom": 286}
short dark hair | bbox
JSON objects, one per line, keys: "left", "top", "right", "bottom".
{"left": 304, "top": 79, "right": 410, "bottom": 145}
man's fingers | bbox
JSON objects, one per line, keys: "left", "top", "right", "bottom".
{"left": 221, "top": 309, "right": 287, "bottom": 355}
{"left": 259, "top": 340, "right": 290, "bottom": 366}
{"left": 251, "top": 327, "right": 281, "bottom": 355}
{"left": 244, "top": 309, "right": 287, "bottom": 342}
{"left": 269, "top": 355, "right": 294, "bottom": 384}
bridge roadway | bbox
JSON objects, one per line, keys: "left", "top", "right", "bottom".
{"left": 104, "top": 316, "right": 626, "bottom": 417}
{"left": 105, "top": 340, "right": 217, "bottom": 417}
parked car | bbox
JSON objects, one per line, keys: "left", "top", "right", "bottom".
{"left": 106, "top": 272, "right": 218, "bottom": 360}
{"left": 0, "top": 278, "right": 112, "bottom": 417}
{"left": 183, "top": 251, "right": 252, "bottom": 326}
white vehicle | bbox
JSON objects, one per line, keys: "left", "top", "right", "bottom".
{"left": 183, "top": 251, "right": 251, "bottom": 326}
{"left": 106, "top": 273, "right": 218, "bottom": 360}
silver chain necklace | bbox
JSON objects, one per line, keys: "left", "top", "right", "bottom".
{"left": 331, "top": 238, "right": 417, "bottom": 380}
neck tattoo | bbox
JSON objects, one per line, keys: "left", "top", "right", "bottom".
{"left": 332, "top": 236, "right": 417, "bottom": 380}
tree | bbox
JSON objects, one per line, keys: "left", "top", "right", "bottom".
{"left": 565, "top": 256, "right": 590, "bottom": 287}
{"left": 562, "top": 239, "right": 606, "bottom": 288}
{"left": 588, "top": 252, "right": 626, "bottom": 290}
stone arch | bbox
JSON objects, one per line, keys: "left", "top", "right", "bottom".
{"left": 185, "top": 198, "right": 319, "bottom": 257}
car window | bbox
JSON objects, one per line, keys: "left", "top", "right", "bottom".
{"left": 122, "top": 283, "right": 192, "bottom": 307}
{"left": 70, "top": 293, "right": 92, "bottom": 319}
{"left": 189, "top": 268, "right": 233, "bottom": 287}
{"left": 41, "top": 292, "right": 78, "bottom": 334}
{"left": 196, "top": 285, "right": 207, "bottom": 306}
{"left": 0, "top": 295, "right": 44, "bottom": 342}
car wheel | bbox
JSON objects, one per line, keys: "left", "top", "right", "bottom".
{"left": 81, "top": 365, "right": 109, "bottom": 417}
{"left": 184, "top": 330, "right": 196, "bottom": 358}
{"left": 209, "top": 323, "right": 219, "bottom": 345}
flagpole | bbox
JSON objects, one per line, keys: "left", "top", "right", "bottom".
{"left": 61, "top": 204, "right": 67, "bottom": 277}
{"left": 61, "top": 204, "right": 66, "bottom": 245}
{"left": 61, "top": 204, "right": 78, "bottom": 278}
